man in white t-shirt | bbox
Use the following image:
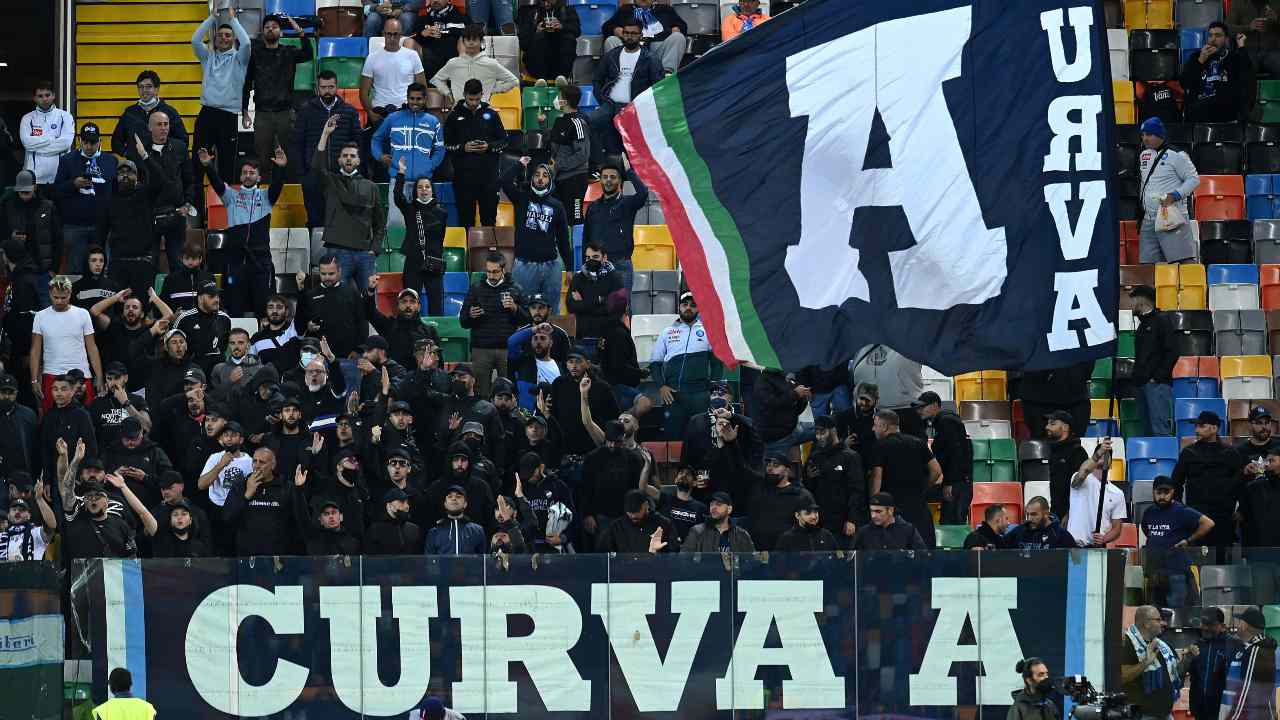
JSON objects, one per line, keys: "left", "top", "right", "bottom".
{"left": 30, "top": 275, "right": 103, "bottom": 413}
{"left": 1064, "top": 437, "right": 1129, "bottom": 547}
{"left": 197, "top": 421, "right": 253, "bottom": 510}
{"left": 360, "top": 19, "right": 426, "bottom": 119}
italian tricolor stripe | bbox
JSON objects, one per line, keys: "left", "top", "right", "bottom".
{"left": 617, "top": 78, "right": 781, "bottom": 370}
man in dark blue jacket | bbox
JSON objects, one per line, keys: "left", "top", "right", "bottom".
{"left": 589, "top": 17, "right": 665, "bottom": 164}
{"left": 582, "top": 155, "right": 646, "bottom": 292}
{"left": 424, "top": 485, "right": 487, "bottom": 554}
{"left": 1005, "top": 496, "right": 1078, "bottom": 549}
{"left": 292, "top": 70, "right": 363, "bottom": 230}
{"left": 54, "top": 123, "right": 117, "bottom": 275}
{"left": 1189, "top": 606, "right": 1242, "bottom": 720}
{"left": 110, "top": 70, "right": 189, "bottom": 159}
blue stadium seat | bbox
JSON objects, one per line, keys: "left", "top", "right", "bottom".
{"left": 570, "top": 2, "right": 618, "bottom": 36}
{"left": 433, "top": 181, "right": 456, "bottom": 205}
{"left": 443, "top": 272, "right": 469, "bottom": 316}
{"left": 1175, "top": 397, "right": 1228, "bottom": 437}
{"left": 1179, "top": 27, "right": 1206, "bottom": 67}
{"left": 1126, "top": 437, "right": 1181, "bottom": 480}
{"left": 572, "top": 225, "right": 584, "bottom": 270}
{"left": 318, "top": 37, "right": 368, "bottom": 58}
{"left": 579, "top": 84, "right": 598, "bottom": 116}
{"left": 264, "top": 0, "right": 315, "bottom": 33}
{"left": 1085, "top": 419, "right": 1119, "bottom": 437}
{"left": 1247, "top": 174, "right": 1280, "bottom": 220}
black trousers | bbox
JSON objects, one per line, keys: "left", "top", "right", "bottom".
{"left": 524, "top": 32, "right": 576, "bottom": 79}
{"left": 403, "top": 257, "right": 445, "bottom": 316}
{"left": 556, "top": 172, "right": 589, "bottom": 225}
{"left": 110, "top": 256, "right": 157, "bottom": 309}
{"left": 192, "top": 107, "right": 239, "bottom": 200}
{"left": 225, "top": 249, "right": 275, "bottom": 318}
{"left": 154, "top": 215, "right": 187, "bottom": 274}
{"left": 454, "top": 172, "right": 498, "bottom": 228}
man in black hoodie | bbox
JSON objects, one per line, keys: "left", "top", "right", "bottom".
{"left": 913, "top": 391, "right": 971, "bottom": 525}
{"left": 293, "top": 70, "right": 363, "bottom": 230}
{"left": 501, "top": 156, "right": 572, "bottom": 307}
{"left": 364, "top": 277, "right": 441, "bottom": 368}
{"left": 460, "top": 253, "right": 529, "bottom": 397}
{"left": 148, "top": 471, "right": 212, "bottom": 549}
{"left": 1180, "top": 22, "right": 1254, "bottom": 123}
{"left": 101, "top": 417, "right": 174, "bottom": 510}
{"left": 97, "top": 150, "right": 166, "bottom": 307}
{"left": 597, "top": 488, "right": 677, "bottom": 553}
{"left": 302, "top": 497, "right": 362, "bottom": 555}
{"left": 776, "top": 502, "right": 838, "bottom": 552}
{"left": 366, "top": 487, "right": 424, "bottom": 554}
{"left": 963, "top": 503, "right": 1011, "bottom": 549}
{"left": 71, "top": 247, "right": 118, "bottom": 312}
{"left": 1130, "top": 285, "right": 1179, "bottom": 436}
{"left": 750, "top": 453, "right": 818, "bottom": 551}
{"left": 443, "top": 79, "right": 508, "bottom": 228}
{"left": 242, "top": 14, "right": 313, "bottom": 184}
{"left": 150, "top": 498, "right": 209, "bottom": 558}
{"left": 802, "top": 415, "right": 867, "bottom": 544}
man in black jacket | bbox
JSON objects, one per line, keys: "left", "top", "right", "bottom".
{"left": 414, "top": 0, "right": 470, "bottom": 80}
{"left": 172, "top": 282, "right": 232, "bottom": 377}
{"left": 1045, "top": 409, "right": 1089, "bottom": 519}
{"left": 589, "top": 18, "right": 666, "bottom": 162}
{"left": 1131, "top": 285, "right": 1179, "bottom": 436}
{"left": 852, "top": 492, "right": 928, "bottom": 550}
{"left": 552, "top": 353, "right": 619, "bottom": 456}
{"left": 1188, "top": 607, "right": 1242, "bottom": 720}
{"left": 750, "top": 453, "right": 818, "bottom": 551}
{"left": 243, "top": 14, "right": 312, "bottom": 184}
{"left": 122, "top": 112, "right": 195, "bottom": 274}
{"left": 582, "top": 157, "right": 647, "bottom": 291}
{"left": 363, "top": 277, "right": 440, "bottom": 368}
{"left": 101, "top": 417, "right": 174, "bottom": 510}
{"left": 963, "top": 504, "right": 1010, "bottom": 549}
{"left": 517, "top": 0, "right": 581, "bottom": 82}
{"left": 597, "top": 488, "right": 677, "bottom": 553}
{"left": 366, "top": 487, "right": 425, "bottom": 554}
{"left": 293, "top": 70, "right": 363, "bottom": 230}
{"left": 914, "top": 391, "right": 971, "bottom": 524}
{"left": 566, "top": 241, "right": 624, "bottom": 342}
{"left": 1180, "top": 22, "right": 1254, "bottom": 123}
{"left": 98, "top": 151, "right": 165, "bottom": 304}
{"left": 579, "top": 422, "right": 645, "bottom": 547}
{"left": 223, "top": 447, "right": 301, "bottom": 556}
{"left": 295, "top": 256, "right": 368, "bottom": 359}
{"left": 600, "top": 0, "right": 686, "bottom": 72}
{"left": 1, "top": 171, "right": 61, "bottom": 291}
{"left": 803, "top": 415, "right": 867, "bottom": 544}
{"left": 443, "top": 79, "right": 508, "bottom": 228}
{"left": 1172, "top": 410, "right": 1244, "bottom": 560}
{"left": 460, "top": 252, "right": 528, "bottom": 396}
{"left": 150, "top": 498, "right": 210, "bottom": 558}
{"left": 776, "top": 502, "right": 838, "bottom": 551}
{"left": 110, "top": 70, "right": 189, "bottom": 160}
{"left": 302, "top": 497, "right": 362, "bottom": 555}
{"left": 1240, "top": 446, "right": 1280, "bottom": 548}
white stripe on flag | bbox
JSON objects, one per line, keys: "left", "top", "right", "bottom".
{"left": 1083, "top": 550, "right": 1108, "bottom": 682}
{"left": 102, "top": 559, "right": 128, "bottom": 679}
{"left": 632, "top": 92, "right": 757, "bottom": 365}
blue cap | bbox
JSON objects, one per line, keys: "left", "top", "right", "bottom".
{"left": 1140, "top": 116, "right": 1166, "bottom": 139}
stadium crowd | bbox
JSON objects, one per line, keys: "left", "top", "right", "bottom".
{"left": 2, "top": 1, "right": 1279, "bottom": 573}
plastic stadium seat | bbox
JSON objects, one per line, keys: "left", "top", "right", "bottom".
{"left": 1115, "top": 80, "right": 1136, "bottom": 124}
{"left": 922, "top": 366, "right": 954, "bottom": 402}
{"left": 964, "top": 420, "right": 1012, "bottom": 439}
{"left": 1198, "top": 220, "right": 1252, "bottom": 265}
{"left": 1125, "top": 1, "right": 1175, "bottom": 29}
{"left": 1215, "top": 309, "right": 1268, "bottom": 355}
{"left": 1082, "top": 436, "right": 1127, "bottom": 480}
{"left": 630, "top": 270, "right": 679, "bottom": 315}
{"left": 570, "top": 1, "right": 617, "bottom": 36}
{"left": 631, "top": 314, "right": 677, "bottom": 364}
{"left": 1110, "top": 29, "right": 1130, "bottom": 81}
{"left": 1168, "top": 310, "right": 1216, "bottom": 356}
{"left": 1126, "top": 436, "right": 1180, "bottom": 481}
{"left": 1221, "top": 355, "right": 1274, "bottom": 400}
{"left": 1108, "top": 523, "right": 1140, "bottom": 549}
{"left": 1201, "top": 565, "right": 1254, "bottom": 605}
{"left": 1172, "top": 355, "right": 1221, "bottom": 398}
{"left": 971, "top": 483, "right": 1024, "bottom": 528}
{"left": 672, "top": 0, "right": 720, "bottom": 36}
{"left": 1018, "top": 440, "right": 1052, "bottom": 484}
{"left": 1196, "top": 175, "right": 1247, "bottom": 221}
{"left": 1155, "top": 263, "right": 1179, "bottom": 308}
{"left": 423, "top": 316, "right": 470, "bottom": 362}
{"left": 1175, "top": 397, "right": 1228, "bottom": 437}
{"left": 1193, "top": 139, "right": 1245, "bottom": 175}
{"left": 1247, "top": 175, "right": 1280, "bottom": 222}
{"left": 971, "top": 438, "right": 1017, "bottom": 483}
{"left": 1121, "top": 263, "right": 1157, "bottom": 291}
{"left": 1209, "top": 264, "right": 1261, "bottom": 310}
{"left": 318, "top": 2, "right": 363, "bottom": 37}
{"left": 1120, "top": 220, "right": 1141, "bottom": 264}
{"left": 1257, "top": 220, "right": 1280, "bottom": 265}
{"left": 576, "top": 36, "right": 603, "bottom": 58}
{"left": 954, "top": 370, "right": 1008, "bottom": 402}
{"left": 374, "top": 272, "right": 404, "bottom": 316}
{"left": 633, "top": 225, "right": 677, "bottom": 270}
{"left": 1179, "top": 27, "right": 1207, "bottom": 66}
{"left": 1264, "top": 266, "right": 1280, "bottom": 309}
{"left": 958, "top": 401, "right": 1012, "bottom": 423}
{"left": 1248, "top": 124, "right": 1280, "bottom": 173}
{"left": 1023, "top": 480, "right": 1052, "bottom": 508}
{"left": 935, "top": 525, "right": 970, "bottom": 549}
{"left": 1091, "top": 357, "right": 1115, "bottom": 399}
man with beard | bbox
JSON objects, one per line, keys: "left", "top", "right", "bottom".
{"left": 510, "top": 293, "right": 572, "bottom": 363}
{"left": 300, "top": 495, "right": 362, "bottom": 555}
{"left": 200, "top": 148, "right": 285, "bottom": 316}
{"left": 836, "top": 382, "right": 880, "bottom": 457}
{"left": 803, "top": 415, "right": 867, "bottom": 545}
{"left": 101, "top": 417, "right": 173, "bottom": 510}
{"left": 375, "top": 447, "right": 431, "bottom": 529}
{"left": 512, "top": 452, "right": 574, "bottom": 552}
{"left": 452, "top": 420, "right": 500, "bottom": 491}
{"left": 643, "top": 463, "right": 706, "bottom": 546}
{"left": 173, "top": 282, "right": 232, "bottom": 377}
{"left": 70, "top": 247, "right": 117, "bottom": 311}
{"left": 502, "top": 155, "right": 573, "bottom": 306}
{"left": 1172, "top": 410, "right": 1244, "bottom": 560}
{"left": 293, "top": 70, "right": 362, "bottom": 230}
{"left": 577, "top": 421, "right": 645, "bottom": 548}
{"left": 365, "top": 487, "right": 424, "bottom": 555}
{"left": 517, "top": 413, "right": 563, "bottom": 472}
{"left": 297, "top": 351, "right": 348, "bottom": 435}
{"left": 432, "top": 365, "right": 505, "bottom": 467}
{"left": 150, "top": 498, "right": 209, "bottom": 558}
{"left": 365, "top": 276, "right": 440, "bottom": 368}
{"left": 509, "top": 323, "right": 566, "bottom": 386}
{"left": 1141, "top": 476, "right": 1215, "bottom": 607}
{"left": 87, "top": 362, "right": 150, "bottom": 448}
{"left": 424, "top": 443, "right": 496, "bottom": 532}
{"left": 1187, "top": 607, "right": 1242, "bottom": 720}
{"left": 242, "top": 14, "right": 311, "bottom": 185}
{"left": 460, "top": 252, "right": 529, "bottom": 396}
{"left": 251, "top": 294, "right": 303, "bottom": 375}
{"left": 776, "top": 502, "right": 838, "bottom": 552}
{"left": 148, "top": 471, "right": 211, "bottom": 549}
{"left": 651, "top": 293, "right": 722, "bottom": 439}
{"left": 913, "top": 391, "right": 971, "bottom": 524}
{"left": 1236, "top": 406, "right": 1280, "bottom": 486}
{"left": 491, "top": 378, "right": 522, "bottom": 477}
{"left": 151, "top": 378, "right": 212, "bottom": 478}
{"left": 680, "top": 383, "right": 761, "bottom": 470}
{"left": 0, "top": 481, "right": 56, "bottom": 562}
{"left": 265, "top": 397, "right": 309, "bottom": 482}
{"left": 141, "top": 330, "right": 196, "bottom": 405}
{"left": 552, "top": 351, "right": 618, "bottom": 459}
{"left": 852, "top": 492, "right": 928, "bottom": 550}
{"left": 375, "top": 400, "right": 424, "bottom": 470}
{"left": 679, "top": 490, "right": 753, "bottom": 553}
{"left": 1239, "top": 446, "right": 1280, "bottom": 549}
{"left": 597, "top": 488, "right": 678, "bottom": 554}
{"left": 870, "top": 409, "right": 942, "bottom": 548}
{"left": 1065, "top": 438, "right": 1128, "bottom": 547}
{"left": 98, "top": 150, "right": 164, "bottom": 304}
{"left": 91, "top": 289, "right": 174, "bottom": 389}
{"left": 964, "top": 504, "right": 1011, "bottom": 550}
{"left": 209, "top": 329, "right": 264, "bottom": 400}
{"left": 295, "top": 255, "right": 369, "bottom": 360}
{"left": 61, "top": 474, "right": 157, "bottom": 561}
{"left": 582, "top": 157, "right": 647, "bottom": 292}
{"left": 197, "top": 421, "right": 253, "bottom": 553}
{"left": 39, "top": 375, "right": 98, "bottom": 479}
{"left": 355, "top": 335, "right": 408, "bottom": 406}
{"left": 232, "top": 366, "right": 283, "bottom": 446}
{"left": 395, "top": 338, "right": 450, "bottom": 451}
{"left": 224, "top": 447, "right": 301, "bottom": 556}
{"left": 747, "top": 453, "right": 817, "bottom": 551}
{"left": 1005, "top": 497, "right": 1078, "bottom": 550}
{"left": 1043, "top": 409, "right": 1089, "bottom": 520}
{"left": 424, "top": 485, "right": 487, "bottom": 555}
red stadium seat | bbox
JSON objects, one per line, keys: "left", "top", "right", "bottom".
{"left": 970, "top": 482, "right": 1023, "bottom": 528}
{"left": 1261, "top": 264, "right": 1280, "bottom": 310}
{"left": 1195, "top": 175, "right": 1246, "bottom": 221}
{"left": 1107, "top": 523, "right": 1139, "bottom": 548}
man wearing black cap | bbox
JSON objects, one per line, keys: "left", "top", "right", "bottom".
{"left": 1219, "top": 607, "right": 1279, "bottom": 720}
{"left": 1043, "top": 409, "right": 1089, "bottom": 519}
{"left": 1140, "top": 475, "right": 1214, "bottom": 607}
{"left": 1238, "top": 446, "right": 1280, "bottom": 549}
{"left": 852, "top": 492, "right": 927, "bottom": 550}
{"left": 552, "top": 349, "right": 620, "bottom": 458}
{"left": 232, "top": 365, "right": 283, "bottom": 446}
{"left": 579, "top": 420, "right": 645, "bottom": 548}
{"left": 776, "top": 501, "right": 838, "bottom": 551}
{"left": 172, "top": 281, "right": 232, "bottom": 377}
{"left": 264, "top": 396, "right": 310, "bottom": 482}
{"left": 366, "top": 487, "right": 425, "bottom": 555}
{"left": 98, "top": 148, "right": 166, "bottom": 305}
{"left": 300, "top": 446, "right": 370, "bottom": 539}
{"left": 356, "top": 334, "right": 408, "bottom": 406}
{"left": 1, "top": 483, "right": 55, "bottom": 562}
{"left": 1, "top": 170, "right": 61, "bottom": 294}
{"left": 61, "top": 473, "right": 158, "bottom": 560}
{"left": 490, "top": 378, "right": 523, "bottom": 472}
{"left": 302, "top": 496, "right": 362, "bottom": 555}
{"left": 645, "top": 464, "right": 707, "bottom": 546}
{"left": 1172, "top": 410, "right": 1244, "bottom": 560}
{"left": 679, "top": 490, "right": 753, "bottom": 553}
{"left": 1187, "top": 606, "right": 1241, "bottom": 720}
{"left": 425, "top": 484, "right": 487, "bottom": 554}
{"left": 1236, "top": 405, "right": 1280, "bottom": 482}
{"left": 1130, "top": 284, "right": 1179, "bottom": 436}
{"left": 870, "top": 409, "right": 942, "bottom": 548}
{"left": 0, "top": 374, "right": 38, "bottom": 474}
{"left": 364, "top": 277, "right": 441, "bottom": 369}
{"left": 803, "top": 415, "right": 867, "bottom": 544}
{"left": 425, "top": 442, "right": 497, "bottom": 531}
{"left": 150, "top": 498, "right": 210, "bottom": 558}
{"left": 87, "top": 361, "right": 150, "bottom": 447}
{"left": 750, "top": 453, "right": 818, "bottom": 551}
{"left": 101, "top": 416, "right": 174, "bottom": 509}
{"left": 54, "top": 122, "right": 118, "bottom": 275}
{"left": 429, "top": 364, "right": 507, "bottom": 468}
{"left": 913, "top": 391, "right": 971, "bottom": 524}
{"left": 679, "top": 382, "right": 762, "bottom": 472}
{"left": 243, "top": 13, "right": 312, "bottom": 184}
{"left": 197, "top": 422, "right": 254, "bottom": 544}
{"left": 597, "top": 488, "right": 678, "bottom": 553}
{"left": 148, "top": 470, "right": 211, "bottom": 550}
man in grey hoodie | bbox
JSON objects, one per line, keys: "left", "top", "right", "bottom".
{"left": 191, "top": 8, "right": 251, "bottom": 195}
{"left": 1136, "top": 116, "right": 1200, "bottom": 264}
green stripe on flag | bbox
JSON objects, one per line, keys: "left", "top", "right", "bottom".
{"left": 651, "top": 78, "right": 781, "bottom": 370}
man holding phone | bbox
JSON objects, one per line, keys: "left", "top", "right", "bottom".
{"left": 54, "top": 123, "right": 117, "bottom": 276}
{"left": 443, "top": 78, "right": 508, "bottom": 228}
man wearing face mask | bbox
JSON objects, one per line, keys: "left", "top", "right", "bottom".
{"left": 776, "top": 502, "right": 837, "bottom": 551}
{"left": 295, "top": 347, "right": 348, "bottom": 435}
{"left": 97, "top": 154, "right": 166, "bottom": 304}
{"left": 111, "top": 71, "right": 189, "bottom": 159}
{"left": 366, "top": 487, "right": 425, "bottom": 554}
{"left": 567, "top": 240, "right": 624, "bottom": 344}
{"left": 1187, "top": 607, "right": 1241, "bottom": 720}
{"left": 391, "top": 161, "right": 448, "bottom": 316}
{"left": 461, "top": 253, "right": 529, "bottom": 396}
{"left": 803, "top": 415, "right": 867, "bottom": 544}
{"left": 294, "top": 70, "right": 363, "bottom": 230}
{"left": 1007, "top": 658, "right": 1059, "bottom": 720}
{"left": 443, "top": 78, "right": 508, "bottom": 228}
{"left": 748, "top": 453, "right": 818, "bottom": 551}
{"left": 548, "top": 84, "right": 591, "bottom": 225}
{"left": 597, "top": 488, "right": 678, "bottom": 553}
{"left": 428, "top": 365, "right": 505, "bottom": 463}
{"left": 582, "top": 156, "right": 647, "bottom": 292}
{"left": 61, "top": 475, "right": 157, "bottom": 561}
{"left": 578, "top": 421, "right": 645, "bottom": 546}
{"left": 1123, "top": 605, "right": 1198, "bottom": 720}
{"left": 297, "top": 447, "right": 369, "bottom": 542}
{"left": 502, "top": 156, "right": 572, "bottom": 306}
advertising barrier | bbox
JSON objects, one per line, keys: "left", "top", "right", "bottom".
{"left": 0, "top": 561, "right": 64, "bottom": 719}
{"left": 69, "top": 550, "right": 1123, "bottom": 718}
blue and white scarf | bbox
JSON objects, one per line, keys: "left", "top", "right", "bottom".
{"left": 1126, "top": 623, "right": 1181, "bottom": 701}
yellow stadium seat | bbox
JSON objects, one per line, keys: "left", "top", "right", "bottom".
{"left": 1091, "top": 398, "right": 1118, "bottom": 419}
{"left": 496, "top": 106, "right": 520, "bottom": 130}
{"left": 490, "top": 88, "right": 521, "bottom": 109}
{"left": 277, "top": 184, "right": 305, "bottom": 205}
{"left": 270, "top": 203, "right": 309, "bottom": 228}
{"left": 1178, "top": 263, "right": 1207, "bottom": 309}
{"left": 1155, "top": 263, "right": 1178, "bottom": 309}
{"left": 954, "top": 370, "right": 1009, "bottom": 402}
{"left": 1221, "top": 355, "right": 1273, "bottom": 378}
{"left": 78, "top": 23, "right": 194, "bottom": 43}
{"left": 76, "top": 82, "right": 202, "bottom": 101}
{"left": 77, "top": 3, "right": 208, "bottom": 23}
{"left": 633, "top": 244, "right": 677, "bottom": 270}
{"left": 77, "top": 98, "right": 202, "bottom": 117}
{"left": 497, "top": 201, "right": 515, "bottom": 226}
{"left": 77, "top": 65, "right": 204, "bottom": 84}
{"left": 1114, "top": 80, "right": 1135, "bottom": 124}
{"left": 77, "top": 43, "right": 195, "bottom": 64}
{"left": 1220, "top": 355, "right": 1274, "bottom": 401}
{"left": 444, "top": 227, "right": 467, "bottom": 248}
{"left": 634, "top": 224, "right": 674, "bottom": 247}
{"left": 1124, "top": 0, "right": 1174, "bottom": 29}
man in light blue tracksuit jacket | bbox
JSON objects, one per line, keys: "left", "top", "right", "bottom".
{"left": 370, "top": 82, "right": 446, "bottom": 194}
{"left": 200, "top": 147, "right": 284, "bottom": 318}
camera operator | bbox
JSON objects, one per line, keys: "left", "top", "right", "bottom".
{"left": 1008, "top": 657, "right": 1059, "bottom": 720}
{"left": 1122, "top": 605, "right": 1198, "bottom": 720}
{"left": 1219, "top": 607, "right": 1279, "bottom": 720}
{"left": 1187, "top": 607, "right": 1240, "bottom": 720}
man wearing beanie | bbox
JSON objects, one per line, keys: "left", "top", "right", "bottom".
{"left": 1136, "top": 116, "right": 1199, "bottom": 264}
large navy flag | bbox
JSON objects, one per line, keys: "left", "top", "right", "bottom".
{"left": 618, "top": 0, "right": 1119, "bottom": 374}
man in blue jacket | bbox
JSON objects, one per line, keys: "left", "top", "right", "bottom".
{"left": 371, "top": 83, "right": 446, "bottom": 188}
{"left": 425, "top": 485, "right": 487, "bottom": 554}
{"left": 1005, "top": 496, "right": 1078, "bottom": 549}
{"left": 54, "top": 123, "right": 117, "bottom": 275}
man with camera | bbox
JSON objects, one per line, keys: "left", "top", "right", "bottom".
{"left": 1122, "top": 605, "right": 1198, "bottom": 720}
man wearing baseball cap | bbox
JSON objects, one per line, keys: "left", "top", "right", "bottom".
{"left": 1239, "top": 446, "right": 1280, "bottom": 548}
{"left": 53, "top": 122, "right": 118, "bottom": 275}
{"left": 1218, "top": 607, "right": 1279, "bottom": 720}
{"left": 366, "top": 486, "right": 425, "bottom": 555}
{"left": 1140, "top": 475, "right": 1215, "bottom": 607}
{"left": 1173, "top": 409, "right": 1244, "bottom": 561}
{"left": 1129, "top": 283, "right": 1180, "bottom": 436}
{"left": 679, "top": 490, "right": 754, "bottom": 553}
{"left": 1186, "top": 606, "right": 1241, "bottom": 720}
{"left": 364, "top": 275, "right": 441, "bottom": 368}
{"left": 776, "top": 500, "right": 838, "bottom": 551}
{"left": 913, "top": 391, "right": 971, "bottom": 524}
{"left": 1236, "top": 405, "right": 1280, "bottom": 482}
{"left": 173, "top": 280, "right": 231, "bottom": 377}
{"left": 425, "top": 484, "right": 487, "bottom": 554}
{"left": 852, "top": 492, "right": 927, "bottom": 550}
{"left": 0, "top": 373, "right": 38, "bottom": 474}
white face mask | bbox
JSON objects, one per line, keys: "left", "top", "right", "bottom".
{"left": 553, "top": 97, "right": 563, "bottom": 112}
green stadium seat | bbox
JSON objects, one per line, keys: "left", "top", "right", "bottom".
{"left": 424, "top": 316, "right": 470, "bottom": 362}
{"left": 1090, "top": 357, "right": 1113, "bottom": 398}
{"left": 1258, "top": 81, "right": 1280, "bottom": 124}
{"left": 971, "top": 438, "right": 1017, "bottom": 482}
{"left": 386, "top": 225, "right": 405, "bottom": 251}
{"left": 154, "top": 273, "right": 166, "bottom": 295}
{"left": 281, "top": 38, "right": 315, "bottom": 91}
{"left": 443, "top": 246, "right": 466, "bottom": 273}
{"left": 316, "top": 57, "right": 364, "bottom": 88}
{"left": 376, "top": 252, "right": 405, "bottom": 272}
{"left": 935, "top": 525, "right": 970, "bottom": 549}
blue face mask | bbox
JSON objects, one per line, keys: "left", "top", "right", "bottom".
{"left": 300, "top": 351, "right": 317, "bottom": 368}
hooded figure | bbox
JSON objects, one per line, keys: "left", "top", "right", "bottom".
{"left": 499, "top": 159, "right": 572, "bottom": 304}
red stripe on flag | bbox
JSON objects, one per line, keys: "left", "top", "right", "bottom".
{"left": 615, "top": 104, "right": 740, "bottom": 369}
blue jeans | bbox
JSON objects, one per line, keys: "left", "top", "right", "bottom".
{"left": 1138, "top": 382, "right": 1173, "bottom": 436}
{"left": 364, "top": 7, "right": 417, "bottom": 36}
{"left": 466, "top": 0, "right": 513, "bottom": 30}
{"left": 810, "top": 386, "right": 851, "bottom": 418}
{"left": 63, "top": 225, "right": 96, "bottom": 275}
{"left": 612, "top": 258, "right": 634, "bottom": 300}
{"left": 765, "top": 422, "right": 816, "bottom": 458}
{"left": 513, "top": 258, "right": 564, "bottom": 313}
{"left": 330, "top": 248, "right": 376, "bottom": 292}
{"left": 34, "top": 271, "right": 51, "bottom": 308}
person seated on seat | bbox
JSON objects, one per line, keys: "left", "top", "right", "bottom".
{"left": 601, "top": 0, "right": 687, "bottom": 74}
{"left": 721, "top": 0, "right": 769, "bottom": 42}
{"left": 1180, "top": 21, "right": 1254, "bottom": 123}
{"left": 517, "top": 0, "right": 581, "bottom": 83}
